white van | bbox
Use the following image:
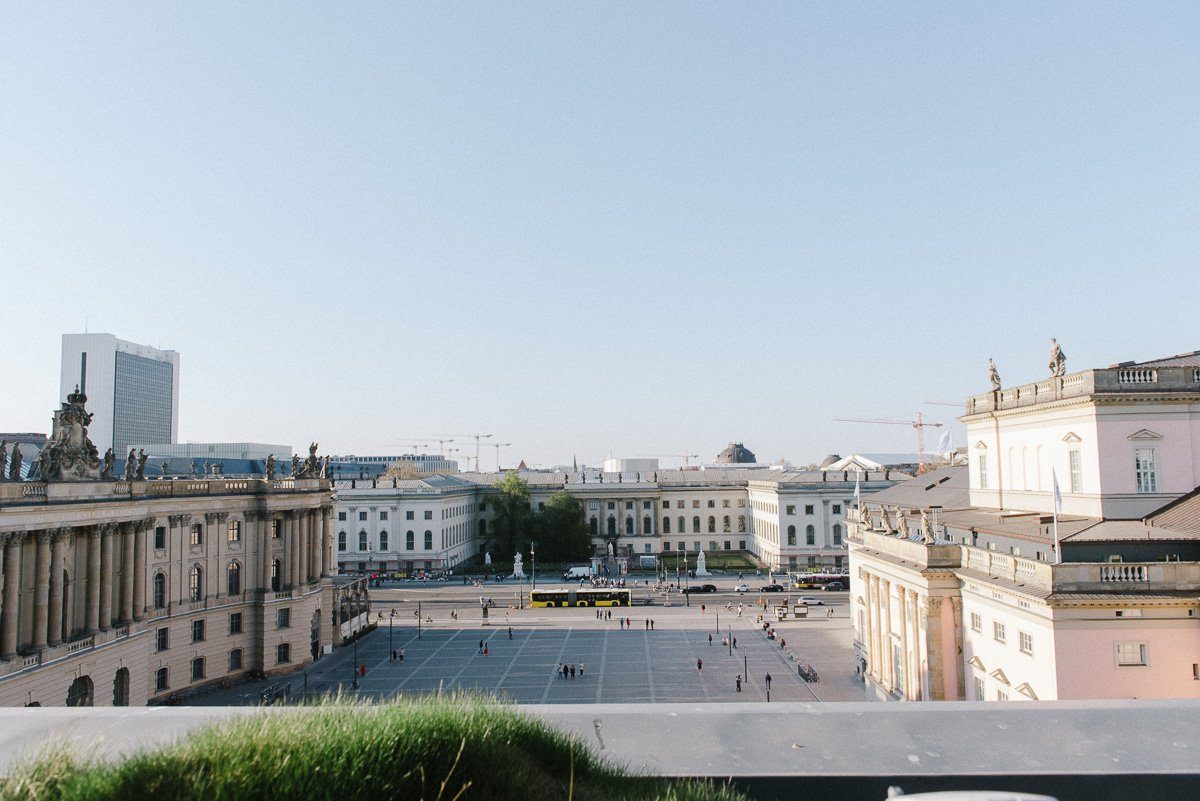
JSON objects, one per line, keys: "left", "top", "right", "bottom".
{"left": 562, "top": 566, "right": 593, "bottom": 580}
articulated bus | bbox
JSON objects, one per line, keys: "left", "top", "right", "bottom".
{"left": 529, "top": 588, "right": 632, "bottom": 608}
{"left": 790, "top": 572, "right": 850, "bottom": 590}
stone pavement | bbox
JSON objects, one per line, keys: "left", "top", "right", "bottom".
{"left": 193, "top": 601, "right": 864, "bottom": 705}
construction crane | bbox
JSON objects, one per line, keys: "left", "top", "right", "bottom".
{"left": 834, "top": 413, "right": 944, "bottom": 474}
{"left": 491, "top": 442, "right": 512, "bottom": 472}
{"left": 470, "top": 434, "right": 493, "bottom": 472}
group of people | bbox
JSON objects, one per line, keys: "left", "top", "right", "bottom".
{"left": 557, "top": 662, "right": 584, "bottom": 679}
{"left": 585, "top": 576, "right": 626, "bottom": 588}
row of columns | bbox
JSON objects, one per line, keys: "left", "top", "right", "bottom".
{"left": 1, "top": 520, "right": 151, "bottom": 661}
{"left": 862, "top": 570, "right": 933, "bottom": 700}
{"left": 0, "top": 505, "right": 333, "bottom": 662}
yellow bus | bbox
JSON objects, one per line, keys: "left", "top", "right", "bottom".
{"left": 529, "top": 588, "right": 632, "bottom": 607}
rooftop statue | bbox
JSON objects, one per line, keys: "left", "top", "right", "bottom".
{"left": 125, "top": 449, "right": 137, "bottom": 481}
{"left": 35, "top": 386, "right": 102, "bottom": 482}
{"left": 8, "top": 443, "right": 21, "bottom": 481}
{"left": 0, "top": 440, "right": 7, "bottom": 481}
{"left": 878, "top": 507, "right": 893, "bottom": 534}
{"left": 136, "top": 449, "right": 148, "bottom": 480}
{"left": 860, "top": 505, "right": 873, "bottom": 530}
{"left": 265, "top": 453, "right": 276, "bottom": 480}
{"left": 920, "top": 509, "right": 936, "bottom": 544}
{"left": 1048, "top": 338, "right": 1067, "bottom": 378}
{"left": 100, "top": 447, "right": 116, "bottom": 479}
{"left": 896, "top": 508, "right": 910, "bottom": 538}
{"left": 988, "top": 358, "right": 1002, "bottom": 391}
{"left": 291, "top": 454, "right": 301, "bottom": 477}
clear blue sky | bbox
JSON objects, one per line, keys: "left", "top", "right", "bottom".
{"left": 2, "top": 3, "right": 1198, "bottom": 468}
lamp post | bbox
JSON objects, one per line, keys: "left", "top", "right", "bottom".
{"left": 389, "top": 608, "right": 397, "bottom": 659}
{"left": 684, "top": 553, "right": 690, "bottom": 607}
{"left": 531, "top": 542, "right": 537, "bottom": 589}
{"left": 728, "top": 624, "right": 732, "bottom": 656}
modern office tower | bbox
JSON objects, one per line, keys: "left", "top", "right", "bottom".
{"left": 59, "top": 334, "right": 180, "bottom": 455}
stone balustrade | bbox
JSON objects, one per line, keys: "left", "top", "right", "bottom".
{"left": 964, "top": 366, "right": 1200, "bottom": 415}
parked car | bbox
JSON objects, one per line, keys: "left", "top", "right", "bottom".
{"left": 733, "top": 584, "right": 749, "bottom": 593}
{"left": 798, "top": 595, "right": 824, "bottom": 606}
{"left": 683, "top": 584, "right": 718, "bottom": 594}
{"left": 823, "top": 581, "right": 846, "bottom": 591}
{"left": 760, "top": 584, "right": 785, "bottom": 592}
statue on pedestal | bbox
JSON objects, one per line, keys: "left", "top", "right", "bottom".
{"left": 265, "top": 453, "right": 276, "bottom": 480}
{"left": 512, "top": 552, "right": 526, "bottom": 579}
{"left": 100, "top": 448, "right": 116, "bottom": 479}
{"left": 124, "top": 449, "right": 136, "bottom": 481}
{"left": 295, "top": 442, "right": 321, "bottom": 478}
{"left": 0, "top": 440, "right": 7, "bottom": 481}
{"left": 8, "top": 443, "right": 21, "bottom": 481}
{"left": 896, "top": 508, "right": 910, "bottom": 538}
{"left": 485, "top": 552, "right": 492, "bottom": 566}
{"left": 878, "top": 507, "right": 893, "bottom": 534}
{"left": 920, "top": 509, "right": 936, "bottom": 544}
{"left": 160, "top": 461, "right": 170, "bottom": 476}
{"left": 34, "top": 386, "right": 102, "bottom": 482}
{"left": 988, "top": 358, "right": 1002, "bottom": 391}
{"left": 695, "top": 550, "right": 711, "bottom": 576}
{"left": 135, "top": 449, "right": 148, "bottom": 480}
{"left": 291, "top": 454, "right": 300, "bottom": 477}
{"left": 860, "top": 505, "right": 873, "bottom": 530}
{"left": 1048, "top": 338, "right": 1067, "bottom": 378}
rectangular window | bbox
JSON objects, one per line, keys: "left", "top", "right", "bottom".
{"left": 156, "top": 627, "right": 169, "bottom": 652}
{"left": 664, "top": 542, "right": 672, "bottom": 551}
{"left": 229, "top": 648, "right": 243, "bottom": 671}
{"left": 1069, "top": 449, "right": 1082, "bottom": 493}
{"left": 737, "top": 499, "right": 745, "bottom": 507}
{"left": 805, "top": 505, "right": 814, "bottom": 515}
{"left": 692, "top": 541, "right": 700, "bottom": 552}
{"left": 692, "top": 500, "right": 700, "bottom": 508}
{"left": 190, "top": 657, "right": 206, "bottom": 682}
{"left": 677, "top": 501, "right": 685, "bottom": 509}
{"left": 154, "top": 525, "right": 166, "bottom": 549}
{"left": 974, "top": 676, "right": 985, "bottom": 700}
{"left": 739, "top": 540, "right": 746, "bottom": 550}
{"left": 271, "top": 519, "right": 280, "bottom": 538}
{"left": 156, "top": 667, "right": 169, "bottom": 692}
{"left": 1135, "top": 448, "right": 1157, "bottom": 494}
{"left": 359, "top": 531, "right": 368, "bottom": 551}
{"left": 677, "top": 541, "right": 684, "bottom": 552}
{"left": 189, "top": 524, "right": 202, "bottom": 546}
{"left": 424, "top": 510, "right": 433, "bottom": 520}
{"left": 1019, "top": 631, "right": 1033, "bottom": 656}
{"left": 338, "top": 511, "right": 347, "bottom": 521}
{"left": 406, "top": 510, "right": 414, "bottom": 520}
{"left": 832, "top": 504, "right": 842, "bottom": 515}
{"left": 724, "top": 541, "right": 731, "bottom": 550}
{"left": 644, "top": 543, "right": 651, "bottom": 554}
{"left": 192, "top": 619, "right": 205, "bottom": 642}
{"left": 993, "top": 621, "right": 1006, "bottom": 644}
{"left": 358, "top": 511, "right": 367, "bottom": 521}
{"left": 707, "top": 500, "right": 715, "bottom": 508}
{"left": 277, "top": 608, "right": 291, "bottom": 629}
{"left": 643, "top": 501, "right": 652, "bottom": 510}
{"left": 227, "top": 520, "right": 241, "bottom": 543}
{"left": 380, "top": 511, "right": 388, "bottom": 521}
{"left": 979, "top": 454, "right": 989, "bottom": 490}
{"left": 277, "top": 643, "right": 291, "bottom": 664}
{"left": 786, "top": 505, "right": 795, "bottom": 515}
{"left": 971, "top": 612, "right": 982, "bottom": 632}
{"left": 1116, "top": 641, "right": 1148, "bottom": 666}
{"left": 996, "top": 689, "right": 1008, "bottom": 702}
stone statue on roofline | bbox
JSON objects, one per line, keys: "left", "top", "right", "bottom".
{"left": 896, "top": 508, "right": 910, "bottom": 538}
{"left": 291, "top": 454, "right": 301, "bottom": 477}
{"left": 878, "top": 507, "right": 892, "bottom": 534}
{"left": 8, "top": 443, "right": 21, "bottom": 481}
{"left": 1048, "top": 338, "right": 1067, "bottom": 378}
{"left": 136, "top": 449, "right": 148, "bottom": 480}
{"left": 920, "top": 509, "right": 936, "bottom": 544}
{"left": 988, "top": 358, "right": 1001, "bottom": 391}
{"left": 0, "top": 440, "right": 7, "bottom": 481}
{"left": 34, "top": 386, "right": 103, "bottom": 482}
{"left": 860, "top": 505, "right": 873, "bottom": 530}
{"left": 265, "top": 453, "right": 276, "bottom": 480}
{"left": 100, "top": 448, "right": 116, "bottom": 479}
{"left": 124, "top": 449, "right": 136, "bottom": 481}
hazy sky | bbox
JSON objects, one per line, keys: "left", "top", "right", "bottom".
{"left": 2, "top": 3, "right": 1198, "bottom": 468}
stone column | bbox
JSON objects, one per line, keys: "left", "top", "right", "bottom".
{"left": 133, "top": 520, "right": 148, "bottom": 620}
{"left": 320, "top": 505, "right": 332, "bottom": 577}
{"left": 298, "top": 510, "right": 310, "bottom": 586}
{"left": 308, "top": 510, "right": 319, "bottom": 581}
{"left": 281, "top": 511, "right": 294, "bottom": 588}
{"left": 47, "top": 528, "right": 67, "bottom": 646}
{"left": 120, "top": 522, "right": 135, "bottom": 623}
{"left": 290, "top": 512, "right": 301, "bottom": 588}
{"left": 1, "top": 533, "right": 21, "bottom": 659}
{"left": 86, "top": 526, "right": 101, "bottom": 633}
{"left": 260, "top": 515, "right": 272, "bottom": 592}
{"left": 99, "top": 523, "right": 114, "bottom": 630}
{"left": 32, "top": 531, "right": 52, "bottom": 650}
{"left": 924, "top": 595, "right": 944, "bottom": 701}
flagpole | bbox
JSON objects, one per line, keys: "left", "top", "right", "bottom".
{"left": 1052, "top": 468, "right": 1062, "bottom": 564}
{"left": 1053, "top": 510, "right": 1061, "bottom": 564}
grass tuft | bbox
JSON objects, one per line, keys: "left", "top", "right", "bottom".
{"left": 1, "top": 696, "right": 747, "bottom": 801}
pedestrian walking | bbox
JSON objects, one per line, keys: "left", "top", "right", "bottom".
{"left": 701, "top": 604, "right": 706, "bottom": 614}
{"left": 399, "top": 648, "right": 405, "bottom": 663}
{"left": 570, "top": 664, "right": 576, "bottom": 679}
{"left": 579, "top": 661, "right": 585, "bottom": 676}
{"left": 645, "top": 619, "right": 649, "bottom": 630}
{"left": 697, "top": 658, "right": 703, "bottom": 672}
{"left": 735, "top": 674, "right": 742, "bottom": 692}
{"left": 619, "top": 618, "right": 624, "bottom": 630}
{"left": 708, "top": 634, "right": 713, "bottom": 646}
{"left": 558, "top": 663, "right": 564, "bottom": 678}
{"left": 484, "top": 644, "right": 489, "bottom": 656}
{"left": 733, "top": 637, "right": 737, "bottom": 649}
{"left": 508, "top": 626, "right": 513, "bottom": 639}
{"left": 391, "top": 649, "right": 398, "bottom": 661}
{"left": 651, "top": 619, "right": 655, "bottom": 630}
{"left": 626, "top": 617, "right": 631, "bottom": 628}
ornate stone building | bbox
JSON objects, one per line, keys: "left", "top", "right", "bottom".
{"left": 0, "top": 391, "right": 340, "bottom": 707}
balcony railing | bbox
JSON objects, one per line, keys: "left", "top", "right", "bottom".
{"left": 964, "top": 367, "right": 1200, "bottom": 415}
{"left": 0, "top": 476, "right": 329, "bottom": 506}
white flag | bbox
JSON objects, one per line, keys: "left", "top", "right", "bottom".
{"left": 1052, "top": 468, "right": 1063, "bottom": 514}
{"left": 854, "top": 473, "right": 861, "bottom": 507}
{"left": 936, "top": 428, "right": 952, "bottom": 454}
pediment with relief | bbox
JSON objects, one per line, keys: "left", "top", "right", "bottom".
{"left": 1127, "top": 429, "right": 1163, "bottom": 441}
{"left": 1061, "top": 432, "right": 1082, "bottom": 443}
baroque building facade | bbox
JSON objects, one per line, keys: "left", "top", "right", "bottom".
{"left": 849, "top": 348, "right": 1200, "bottom": 702}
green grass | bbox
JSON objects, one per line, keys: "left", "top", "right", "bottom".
{"left": 1, "top": 697, "right": 747, "bottom": 801}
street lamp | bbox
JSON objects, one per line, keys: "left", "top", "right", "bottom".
{"left": 684, "top": 553, "right": 690, "bottom": 607}
{"left": 530, "top": 542, "right": 537, "bottom": 589}
{"left": 389, "top": 608, "right": 397, "bottom": 659}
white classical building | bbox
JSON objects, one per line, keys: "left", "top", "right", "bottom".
{"left": 849, "top": 348, "right": 1200, "bottom": 702}
{"left": 333, "top": 468, "right": 901, "bottom": 574}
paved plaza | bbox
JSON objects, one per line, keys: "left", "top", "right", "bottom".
{"left": 197, "top": 590, "right": 866, "bottom": 705}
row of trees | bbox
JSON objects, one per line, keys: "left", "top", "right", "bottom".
{"left": 486, "top": 473, "right": 594, "bottom": 563}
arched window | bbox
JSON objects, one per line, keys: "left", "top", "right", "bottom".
{"left": 271, "top": 559, "right": 281, "bottom": 592}
{"left": 379, "top": 531, "right": 389, "bottom": 550}
{"left": 787, "top": 525, "right": 797, "bottom": 546}
{"left": 112, "top": 667, "right": 130, "bottom": 707}
{"left": 424, "top": 531, "right": 433, "bottom": 549}
{"left": 692, "top": 516, "right": 701, "bottom": 533}
{"left": 678, "top": 516, "right": 686, "bottom": 535}
{"left": 607, "top": 517, "right": 617, "bottom": 536}
{"left": 805, "top": 525, "right": 815, "bottom": 545}
{"left": 66, "top": 675, "right": 94, "bottom": 707}
{"left": 188, "top": 565, "right": 203, "bottom": 602}
{"left": 723, "top": 515, "right": 731, "bottom": 533}
{"left": 338, "top": 531, "right": 347, "bottom": 551}
{"left": 358, "top": 531, "right": 368, "bottom": 551}
{"left": 662, "top": 516, "right": 671, "bottom": 534}
{"left": 590, "top": 517, "right": 599, "bottom": 536}
{"left": 191, "top": 657, "right": 206, "bottom": 682}
{"left": 155, "top": 667, "right": 169, "bottom": 693}
{"left": 707, "top": 516, "right": 716, "bottom": 533}
{"left": 153, "top": 572, "right": 166, "bottom": 609}
{"left": 406, "top": 531, "right": 415, "bottom": 550}
{"left": 625, "top": 517, "right": 634, "bottom": 535}
{"left": 226, "top": 560, "right": 241, "bottom": 596}
{"left": 832, "top": 524, "right": 842, "bottom": 545}
{"left": 643, "top": 516, "right": 652, "bottom": 534}
{"left": 738, "top": 515, "right": 746, "bottom": 532}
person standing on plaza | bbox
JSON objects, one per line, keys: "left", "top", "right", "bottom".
{"left": 484, "top": 644, "right": 489, "bottom": 656}
{"left": 508, "top": 626, "right": 513, "bottom": 639}
{"left": 478, "top": 640, "right": 484, "bottom": 654}
{"left": 626, "top": 617, "right": 631, "bottom": 628}
{"left": 399, "top": 648, "right": 405, "bottom": 663}
{"left": 579, "top": 661, "right": 585, "bottom": 676}
{"left": 701, "top": 604, "right": 705, "bottom": 614}
{"left": 697, "top": 658, "right": 703, "bottom": 672}
{"left": 735, "top": 674, "right": 742, "bottom": 692}
{"left": 570, "top": 664, "right": 576, "bottom": 679}
{"left": 651, "top": 619, "right": 655, "bottom": 630}
{"left": 708, "top": 634, "right": 712, "bottom": 646}
{"left": 645, "top": 619, "right": 649, "bottom": 630}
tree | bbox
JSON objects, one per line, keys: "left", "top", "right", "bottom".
{"left": 533, "top": 491, "right": 593, "bottom": 563}
{"left": 485, "top": 472, "right": 533, "bottom": 558}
